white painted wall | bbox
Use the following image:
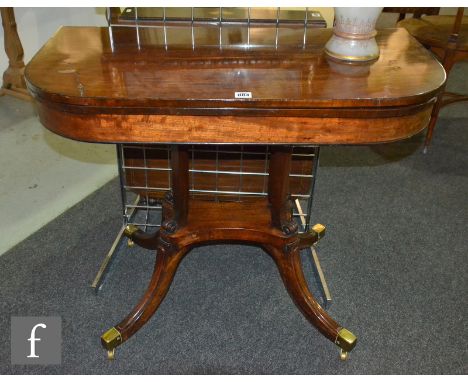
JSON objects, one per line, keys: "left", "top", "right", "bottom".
{"left": 0, "top": 7, "right": 107, "bottom": 75}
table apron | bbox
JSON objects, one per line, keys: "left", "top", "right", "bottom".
{"left": 36, "top": 102, "right": 433, "bottom": 145}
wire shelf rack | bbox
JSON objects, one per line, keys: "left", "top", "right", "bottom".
{"left": 117, "top": 144, "right": 320, "bottom": 234}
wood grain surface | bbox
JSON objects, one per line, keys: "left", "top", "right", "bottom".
{"left": 25, "top": 26, "right": 445, "bottom": 145}
{"left": 25, "top": 27, "right": 445, "bottom": 109}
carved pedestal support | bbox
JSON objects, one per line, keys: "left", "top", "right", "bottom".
{"left": 102, "top": 145, "right": 356, "bottom": 361}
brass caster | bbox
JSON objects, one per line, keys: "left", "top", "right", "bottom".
{"left": 311, "top": 224, "right": 326, "bottom": 240}
{"left": 101, "top": 327, "right": 123, "bottom": 361}
{"left": 107, "top": 348, "right": 115, "bottom": 360}
{"left": 335, "top": 327, "right": 357, "bottom": 361}
{"left": 340, "top": 349, "right": 349, "bottom": 361}
{"left": 124, "top": 225, "right": 139, "bottom": 247}
{"left": 124, "top": 224, "right": 138, "bottom": 236}
{"left": 298, "top": 223, "right": 327, "bottom": 248}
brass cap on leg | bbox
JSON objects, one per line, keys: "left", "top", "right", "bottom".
{"left": 101, "top": 327, "right": 123, "bottom": 351}
{"left": 312, "top": 224, "right": 326, "bottom": 240}
{"left": 335, "top": 327, "right": 357, "bottom": 352}
{"left": 124, "top": 224, "right": 139, "bottom": 238}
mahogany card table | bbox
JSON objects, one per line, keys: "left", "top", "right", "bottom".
{"left": 25, "top": 25, "right": 445, "bottom": 360}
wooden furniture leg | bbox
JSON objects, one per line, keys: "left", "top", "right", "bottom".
{"left": 266, "top": 147, "right": 356, "bottom": 360}
{"left": 423, "top": 92, "right": 445, "bottom": 152}
{"left": 264, "top": 244, "right": 356, "bottom": 360}
{"left": 423, "top": 7, "right": 466, "bottom": 151}
{"left": 0, "top": 7, "right": 31, "bottom": 101}
{"left": 123, "top": 225, "right": 160, "bottom": 250}
{"left": 102, "top": 145, "right": 191, "bottom": 359}
{"left": 101, "top": 238, "right": 189, "bottom": 360}
{"left": 423, "top": 40, "right": 457, "bottom": 151}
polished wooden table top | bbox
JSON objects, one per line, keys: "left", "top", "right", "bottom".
{"left": 26, "top": 26, "right": 444, "bottom": 108}
{"left": 25, "top": 26, "right": 446, "bottom": 145}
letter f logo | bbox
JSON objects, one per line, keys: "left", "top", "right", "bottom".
{"left": 27, "top": 323, "right": 46, "bottom": 358}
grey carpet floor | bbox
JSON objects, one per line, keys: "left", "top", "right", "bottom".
{"left": 1, "top": 65, "right": 467, "bottom": 374}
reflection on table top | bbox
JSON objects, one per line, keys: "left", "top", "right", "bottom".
{"left": 25, "top": 26, "right": 445, "bottom": 110}
{"left": 112, "top": 7, "right": 326, "bottom": 27}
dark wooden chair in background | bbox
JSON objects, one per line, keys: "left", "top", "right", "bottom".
{"left": 383, "top": 7, "right": 440, "bottom": 22}
{"left": 397, "top": 8, "right": 468, "bottom": 151}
